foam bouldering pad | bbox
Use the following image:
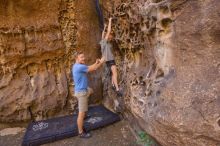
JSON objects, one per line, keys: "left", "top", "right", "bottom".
{"left": 22, "top": 105, "right": 120, "bottom": 146}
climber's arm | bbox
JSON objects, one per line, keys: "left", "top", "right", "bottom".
{"left": 102, "top": 24, "right": 107, "bottom": 39}
{"left": 105, "top": 17, "right": 112, "bottom": 40}
{"left": 100, "top": 56, "right": 105, "bottom": 63}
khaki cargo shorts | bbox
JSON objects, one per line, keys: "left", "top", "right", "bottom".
{"left": 74, "top": 87, "right": 93, "bottom": 112}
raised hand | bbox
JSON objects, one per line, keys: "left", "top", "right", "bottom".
{"left": 96, "top": 59, "right": 101, "bottom": 64}
{"left": 100, "top": 57, "right": 105, "bottom": 63}
{"left": 104, "top": 24, "right": 107, "bottom": 28}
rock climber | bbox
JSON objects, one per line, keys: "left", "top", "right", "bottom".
{"left": 72, "top": 51, "right": 104, "bottom": 138}
{"left": 99, "top": 17, "right": 122, "bottom": 96}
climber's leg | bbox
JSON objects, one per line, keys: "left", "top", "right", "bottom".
{"left": 106, "top": 60, "right": 122, "bottom": 96}
{"left": 111, "top": 74, "right": 114, "bottom": 86}
{"left": 111, "top": 65, "right": 119, "bottom": 91}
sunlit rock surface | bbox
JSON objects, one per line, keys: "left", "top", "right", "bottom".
{"left": 0, "top": 0, "right": 219, "bottom": 145}
{"left": 101, "top": 0, "right": 220, "bottom": 145}
{"left": 0, "top": 0, "right": 101, "bottom": 122}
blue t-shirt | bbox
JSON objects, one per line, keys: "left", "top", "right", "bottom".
{"left": 72, "top": 63, "right": 88, "bottom": 93}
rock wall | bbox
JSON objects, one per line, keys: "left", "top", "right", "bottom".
{"left": 0, "top": 0, "right": 219, "bottom": 145}
{"left": 101, "top": 0, "right": 220, "bottom": 145}
{"left": 0, "top": 0, "right": 101, "bottom": 122}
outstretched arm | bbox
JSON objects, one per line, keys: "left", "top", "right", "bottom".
{"left": 104, "top": 17, "right": 112, "bottom": 40}
{"left": 102, "top": 24, "right": 107, "bottom": 39}
{"left": 88, "top": 59, "right": 104, "bottom": 72}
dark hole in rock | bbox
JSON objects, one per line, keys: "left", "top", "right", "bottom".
{"left": 156, "top": 90, "right": 161, "bottom": 96}
{"left": 0, "top": 70, "right": 3, "bottom": 80}
{"left": 148, "top": 27, "right": 156, "bottom": 35}
{"left": 156, "top": 68, "right": 164, "bottom": 78}
{"left": 138, "top": 101, "right": 144, "bottom": 106}
{"left": 140, "top": 81, "right": 146, "bottom": 86}
{"left": 211, "top": 30, "right": 220, "bottom": 43}
{"left": 146, "top": 21, "right": 150, "bottom": 28}
{"left": 217, "top": 119, "right": 220, "bottom": 127}
{"left": 161, "top": 18, "right": 173, "bottom": 28}
{"left": 131, "top": 47, "right": 137, "bottom": 53}
{"left": 134, "top": 23, "right": 140, "bottom": 29}
{"left": 159, "top": 5, "right": 169, "bottom": 14}
{"left": 139, "top": 76, "right": 143, "bottom": 81}
{"left": 151, "top": 0, "right": 164, "bottom": 3}
{"left": 135, "top": 79, "right": 138, "bottom": 84}
{"left": 159, "top": 30, "right": 165, "bottom": 36}
{"left": 133, "top": 96, "right": 137, "bottom": 100}
{"left": 152, "top": 16, "right": 157, "bottom": 21}
{"left": 146, "top": 90, "right": 152, "bottom": 96}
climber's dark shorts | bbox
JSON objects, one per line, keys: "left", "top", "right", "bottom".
{"left": 106, "top": 60, "right": 116, "bottom": 68}
{"left": 106, "top": 60, "right": 116, "bottom": 76}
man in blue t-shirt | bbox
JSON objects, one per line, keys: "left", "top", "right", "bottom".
{"left": 72, "top": 51, "right": 104, "bottom": 138}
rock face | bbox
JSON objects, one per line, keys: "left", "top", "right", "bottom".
{"left": 0, "top": 0, "right": 102, "bottom": 122}
{"left": 101, "top": 0, "right": 220, "bottom": 145}
{"left": 0, "top": 0, "right": 220, "bottom": 145}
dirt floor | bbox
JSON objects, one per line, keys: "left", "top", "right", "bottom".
{"left": 0, "top": 120, "right": 140, "bottom": 146}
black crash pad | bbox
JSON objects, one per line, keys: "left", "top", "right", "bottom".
{"left": 22, "top": 105, "right": 120, "bottom": 146}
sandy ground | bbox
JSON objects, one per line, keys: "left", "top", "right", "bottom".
{"left": 0, "top": 120, "right": 140, "bottom": 146}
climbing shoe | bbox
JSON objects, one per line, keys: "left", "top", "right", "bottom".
{"left": 112, "top": 84, "right": 116, "bottom": 91}
{"left": 116, "top": 90, "right": 123, "bottom": 97}
{"left": 79, "top": 131, "right": 92, "bottom": 138}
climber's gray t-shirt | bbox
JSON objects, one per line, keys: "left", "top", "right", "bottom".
{"left": 99, "top": 39, "right": 114, "bottom": 61}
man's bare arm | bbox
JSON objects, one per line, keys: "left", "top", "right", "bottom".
{"left": 104, "top": 18, "right": 112, "bottom": 40}
{"left": 87, "top": 59, "right": 104, "bottom": 72}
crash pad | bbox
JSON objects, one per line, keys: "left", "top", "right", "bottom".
{"left": 22, "top": 105, "right": 120, "bottom": 146}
